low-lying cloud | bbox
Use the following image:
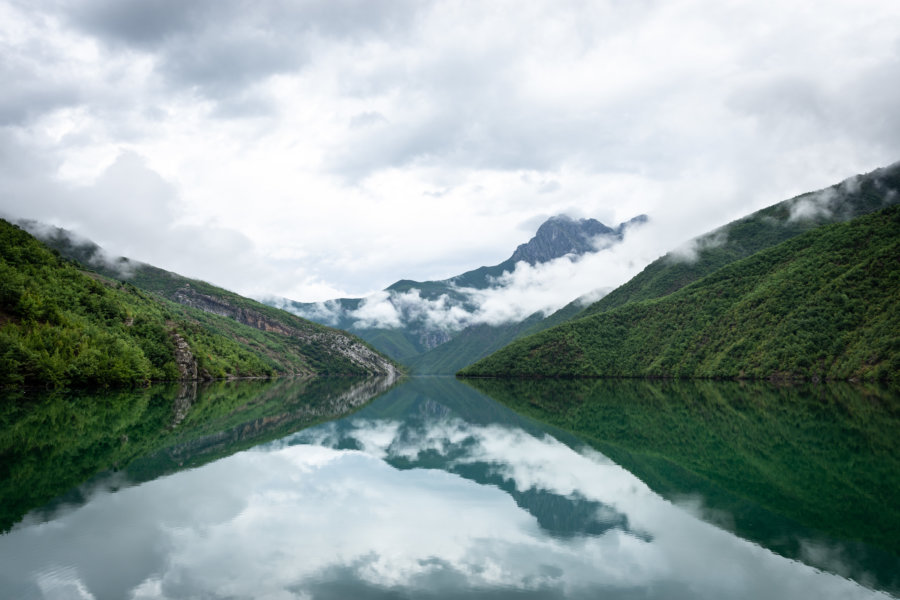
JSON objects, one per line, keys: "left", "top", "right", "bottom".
{"left": 788, "top": 174, "right": 865, "bottom": 222}
{"left": 288, "top": 218, "right": 685, "bottom": 332}
{"left": 16, "top": 219, "right": 140, "bottom": 279}
{"left": 667, "top": 230, "right": 728, "bottom": 264}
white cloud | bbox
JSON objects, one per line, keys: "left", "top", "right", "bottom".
{"left": 350, "top": 290, "right": 403, "bottom": 329}
{"left": 291, "top": 218, "right": 692, "bottom": 331}
{"left": 0, "top": 0, "right": 898, "bottom": 301}
{"left": 668, "top": 230, "right": 729, "bottom": 264}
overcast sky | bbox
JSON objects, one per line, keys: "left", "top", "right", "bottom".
{"left": 2, "top": 0, "right": 899, "bottom": 302}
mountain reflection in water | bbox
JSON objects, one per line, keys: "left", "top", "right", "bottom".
{"left": 0, "top": 376, "right": 896, "bottom": 599}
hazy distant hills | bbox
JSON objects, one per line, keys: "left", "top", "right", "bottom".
{"left": 270, "top": 214, "right": 647, "bottom": 373}
{"left": 461, "top": 162, "right": 900, "bottom": 380}
{"left": 2, "top": 221, "right": 398, "bottom": 388}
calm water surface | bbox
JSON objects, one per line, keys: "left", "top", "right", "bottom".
{"left": 0, "top": 376, "right": 897, "bottom": 599}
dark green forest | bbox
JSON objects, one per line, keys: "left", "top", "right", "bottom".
{"left": 461, "top": 205, "right": 900, "bottom": 380}
{"left": 0, "top": 220, "right": 395, "bottom": 388}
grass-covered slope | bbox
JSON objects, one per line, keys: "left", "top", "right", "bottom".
{"left": 460, "top": 205, "right": 900, "bottom": 380}
{"left": 0, "top": 220, "right": 397, "bottom": 388}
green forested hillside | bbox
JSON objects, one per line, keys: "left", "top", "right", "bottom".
{"left": 407, "top": 314, "right": 544, "bottom": 374}
{"left": 416, "top": 165, "right": 900, "bottom": 373}
{"left": 0, "top": 220, "right": 396, "bottom": 388}
{"left": 460, "top": 205, "right": 900, "bottom": 380}
{"left": 578, "top": 163, "right": 900, "bottom": 319}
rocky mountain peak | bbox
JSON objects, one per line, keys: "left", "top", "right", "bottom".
{"left": 508, "top": 214, "right": 643, "bottom": 266}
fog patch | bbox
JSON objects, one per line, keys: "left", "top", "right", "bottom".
{"left": 789, "top": 187, "right": 840, "bottom": 222}
{"left": 17, "top": 218, "right": 141, "bottom": 279}
{"left": 667, "top": 230, "right": 728, "bottom": 264}
{"left": 276, "top": 297, "right": 345, "bottom": 327}
{"left": 350, "top": 291, "right": 404, "bottom": 329}
{"left": 279, "top": 218, "right": 676, "bottom": 333}
{"left": 788, "top": 174, "right": 866, "bottom": 223}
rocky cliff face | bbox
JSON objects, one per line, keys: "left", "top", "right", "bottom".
{"left": 508, "top": 214, "right": 647, "bottom": 266}
{"left": 171, "top": 331, "right": 199, "bottom": 380}
{"left": 418, "top": 329, "right": 454, "bottom": 350}
{"left": 173, "top": 287, "right": 298, "bottom": 337}
{"left": 509, "top": 216, "right": 616, "bottom": 265}
{"left": 171, "top": 286, "right": 399, "bottom": 378}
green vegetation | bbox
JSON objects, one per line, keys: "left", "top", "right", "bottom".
{"left": 463, "top": 378, "right": 900, "bottom": 561}
{"left": 580, "top": 163, "right": 900, "bottom": 319}
{"left": 407, "top": 314, "right": 544, "bottom": 374}
{"left": 0, "top": 376, "right": 393, "bottom": 532}
{"left": 0, "top": 220, "right": 396, "bottom": 388}
{"left": 387, "top": 164, "right": 900, "bottom": 374}
{"left": 461, "top": 205, "right": 900, "bottom": 380}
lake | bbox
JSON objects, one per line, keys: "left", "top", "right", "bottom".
{"left": 1, "top": 376, "right": 897, "bottom": 599}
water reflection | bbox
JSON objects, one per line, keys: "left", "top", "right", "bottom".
{"left": 0, "top": 375, "right": 396, "bottom": 532}
{"left": 463, "top": 377, "right": 900, "bottom": 580}
{"left": 1, "top": 377, "right": 895, "bottom": 599}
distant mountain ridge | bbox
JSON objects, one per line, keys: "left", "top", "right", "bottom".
{"left": 271, "top": 214, "right": 647, "bottom": 371}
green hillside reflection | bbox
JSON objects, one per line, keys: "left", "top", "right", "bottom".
{"left": 464, "top": 378, "right": 900, "bottom": 587}
{"left": 0, "top": 376, "right": 395, "bottom": 532}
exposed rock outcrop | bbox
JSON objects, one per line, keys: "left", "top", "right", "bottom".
{"left": 171, "top": 286, "right": 398, "bottom": 378}
{"left": 171, "top": 331, "right": 199, "bottom": 381}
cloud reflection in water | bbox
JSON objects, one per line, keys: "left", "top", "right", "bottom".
{"left": 0, "top": 415, "right": 890, "bottom": 599}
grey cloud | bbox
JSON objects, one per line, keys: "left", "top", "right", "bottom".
{"left": 0, "top": 78, "right": 81, "bottom": 126}
{"left": 330, "top": 105, "right": 618, "bottom": 181}
{"left": 67, "top": 0, "right": 205, "bottom": 48}
{"left": 729, "top": 77, "right": 830, "bottom": 125}
{"left": 0, "top": 147, "right": 269, "bottom": 293}
{"left": 159, "top": 30, "right": 303, "bottom": 96}
{"left": 0, "top": 33, "right": 83, "bottom": 126}
{"left": 842, "top": 58, "right": 900, "bottom": 150}
{"left": 62, "top": 0, "right": 420, "bottom": 104}
{"left": 328, "top": 58, "right": 686, "bottom": 181}
{"left": 350, "top": 111, "right": 389, "bottom": 129}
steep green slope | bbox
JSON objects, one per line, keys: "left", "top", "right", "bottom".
{"left": 393, "top": 166, "right": 899, "bottom": 373}
{"left": 575, "top": 162, "right": 900, "bottom": 319}
{"left": 461, "top": 205, "right": 900, "bottom": 380}
{"left": 0, "top": 220, "right": 397, "bottom": 388}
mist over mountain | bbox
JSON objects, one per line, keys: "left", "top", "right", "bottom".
{"left": 268, "top": 214, "right": 647, "bottom": 369}
{"left": 461, "top": 162, "right": 900, "bottom": 380}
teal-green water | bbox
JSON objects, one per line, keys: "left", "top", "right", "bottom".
{"left": 1, "top": 376, "right": 897, "bottom": 598}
